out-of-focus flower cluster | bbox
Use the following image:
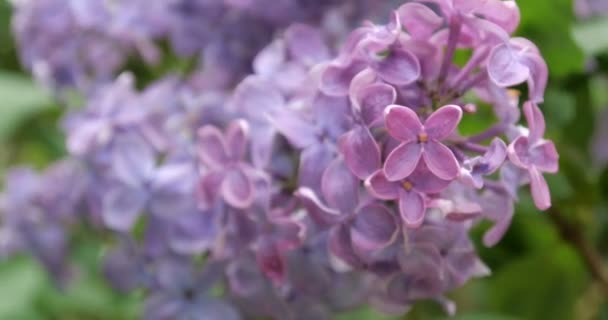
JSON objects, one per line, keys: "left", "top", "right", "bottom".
{"left": 2, "top": 0, "right": 559, "bottom": 319}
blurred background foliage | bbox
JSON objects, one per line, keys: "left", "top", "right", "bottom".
{"left": 1, "top": 0, "right": 608, "bottom": 319}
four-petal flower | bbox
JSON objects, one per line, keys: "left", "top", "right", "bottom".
{"left": 507, "top": 101, "right": 558, "bottom": 210}
{"left": 384, "top": 104, "right": 462, "bottom": 181}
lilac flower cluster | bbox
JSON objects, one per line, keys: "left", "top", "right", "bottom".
{"left": 2, "top": 0, "right": 559, "bottom": 319}
{"left": 11, "top": 0, "right": 386, "bottom": 91}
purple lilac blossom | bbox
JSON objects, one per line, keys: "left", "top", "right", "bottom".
{"left": 2, "top": 0, "right": 560, "bottom": 318}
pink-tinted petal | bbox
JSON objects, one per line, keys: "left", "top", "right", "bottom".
{"left": 507, "top": 136, "right": 532, "bottom": 169}
{"left": 483, "top": 138, "right": 508, "bottom": 174}
{"left": 221, "top": 167, "right": 254, "bottom": 209}
{"left": 294, "top": 187, "right": 341, "bottom": 227}
{"left": 351, "top": 204, "right": 398, "bottom": 252}
{"left": 423, "top": 140, "right": 460, "bottom": 180}
{"left": 338, "top": 125, "right": 381, "bottom": 180}
{"left": 225, "top": 119, "right": 250, "bottom": 161}
{"left": 198, "top": 171, "right": 225, "bottom": 207}
{"left": 481, "top": 190, "right": 515, "bottom": 247}
{"left": 408, "top": 161, "right": 451, "bottom": 194}
{"left": 487, "top": 43, "right": 530, "bottom": 87}
{"left": 365, "top": 170, "right": 400, "bottom": 200}
{"left": 398, "top": 190, "right": 426, "bottom": 228}
{"left": 198, "top": 125, "right": 229, "bottom": 169}
{"left": 531, "top": 141, "right": 559, "bottom": 173}
{"left": 322, "top": 159, "right": 359, "bottom": 214}
{"left": 384, "top": 142, "right": 423, "bottom": 181}
{"left": 398, "top": 2, "right": 442, "bottom": 39}
{"left": 384, "top": 105, "right": 423, "bottom": 141}
{"left": 255, "top": 241, "right": 286, "bottom": 285}
{"left": 424, "top": 105, "right": 463, "bottom": 140}
{"left": 354, "top": 83, "right": 397, "bottom": 126}
{"left": 477, "top": 0, "right": 520, "bottom": 34}
{"left": 373, "top": 48, "right": 421, "bottom": 85}
{"left": 528, "top": 167, "right": 551, "bottom": 210}
{"left": 320, "top": 61, "right": 367, "bottom": 96}
{"left": 522, "top": 101, "right": 546, "bottom": 144}
{"left": 521, "top": 48, "right": 548, "bottom": 104}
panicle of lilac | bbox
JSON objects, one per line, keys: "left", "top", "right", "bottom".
{"left": 12, "top": 0, "right": 392, "bottom": 92}
{"left": 3, "top": 0, "right": 562, "bottom": 319}
{"left": 0, "top": 160, "right": 88, "bottom": 286}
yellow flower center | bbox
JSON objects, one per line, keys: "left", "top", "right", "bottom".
{"left": 418, "top": 133, "right": 429, "bottom": 143}
{"left": 402, "top": 181, "right": 414, "bottom": 191}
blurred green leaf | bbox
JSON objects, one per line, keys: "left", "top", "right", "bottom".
{"left": 0, "top": 258, "right": 44, "bottom": 318}
{"left": 486, "top": 245, "right": 586, "bottom": 320}
{"left": 573, "top": 17, "right": 608, "bottom": 56}
{"left": 447, "top": 314, "right": 520, "bottom": 320}
{"left": 0, "top": 72, "right": 52, "bottom": 140}
{"left": 517, "top": 0, "right": 585, "bottom": 77}
{"left": 336, "top": 307, "right": 400, "bottom": 320}
{"left": 543, "top": 89, "right": 576, "bottom": 127}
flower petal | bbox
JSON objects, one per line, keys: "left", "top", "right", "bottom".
{"left": 398, "top": 190, "right": 426, "bottom": 228}
{"left": 225, "top": 119, "right": 250, "bottom": 161}
{"left": 384, "top": 142, "right": 423, "bottom": 181}
{"left": 111, "top": 134, "right": 155, "bottom": 187}
{"left": 351, "top": 204, "right": 398, "bottom": 252}
{"left": 255, "top": 241, "right": 286, "bottom": 285}
{"left": 398, "top": 2, "right": 443, "bottom": 39}
{"left": 487, "top": 42, "right": 530, "bottom": 87}
{"left": 528, "top": 167, "right": 551, "bottom": 210}
{"left": 221, "top": 167, "right": 254, "bottom": 209}
{"left": 373, "top": 48, "right": 421, "bottom": 85}
{"left": 384, "top": 105, "right": 423, "bottom": 142}
{"left": 322, "top": 159, "right": 359, "bottom": 214}
{"left": 355, "top": 83, "right": 397, "bottom": 126}
{"left": 408, "top": 161, "right": 451, "bottom": 193}
{"left": 294, "top": 187, "right": 341, "bottom": 227}
{"left": 531, "top": 141, "right": 559, "bottom": 173}
{"left": 522, "top": 101, "right": 546, "bottom": 144}
{"left": 198, "top": 171, "right": 225, "bottom": 208}
{"left": 423, "top": 140, "right": 460, "bottom": 180}
{"left": 424, "top": 105, "right": 462, "bottom": 140}
{"left": 339, "top": 125, "right": 381, "bottom": 180}
{"left": 198, "top": 125, "right": 229, "bottom": 169}
{"left": 320, "top": 61, "right": 367, "bottom": 96}
{"left": 365, "top": 170, "right": 400, "bottom": 200}
{"left": 269, "top": 109, "right": 318, "bottom": 149}
{"left": 298, "top": 143, "right": 334, "bottom": 192}
{"left": 102, "top": 185, "right": 147, "bottom": 232}
{"left": 328, "top": 224, "right": 363, "bottom": 268}
{"left": 285, "top": 23, "right": 330, "bottom": 66}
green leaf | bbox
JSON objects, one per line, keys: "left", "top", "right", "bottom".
{"left": 0, "top": 72, "right": 53, "bottom": 140}
{"left": 486, "top": 245, "right": 586, "bottom": 320}
{"left": 517, "top": 0, "right": 585, "bottom": 77}
{"left": 572, "top": 17, "right": 608, "bottom": 55}
{"left": 446, "top": 314, "right": 520, "bottom": 320}
{"left": 0, "top": 257, "right": 45, "bottom": 318}
{"left": 336, "top": 307, "right": 400, "bottom": 320}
